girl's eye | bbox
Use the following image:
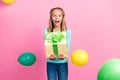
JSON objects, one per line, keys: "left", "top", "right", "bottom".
{"left": 52, "top": 15, "right": 56, "bottom": 17}
{"left": 58, "top": 15, "right": 62, "bottom": 17}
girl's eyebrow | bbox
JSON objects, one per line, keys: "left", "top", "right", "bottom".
{"left": 52, "top": 14, "right": 62, "bottom": 16}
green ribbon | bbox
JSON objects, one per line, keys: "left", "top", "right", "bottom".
{"left": 46, "top": 31, "right": 65, "bottom": 56}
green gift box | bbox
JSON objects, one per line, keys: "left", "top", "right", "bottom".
{"left": 44, "top": 31, "right": 68, "bottom": 58}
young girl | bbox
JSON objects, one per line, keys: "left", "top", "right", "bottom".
{"left": 44, "top": 7, "right": 71, "bottom": 80}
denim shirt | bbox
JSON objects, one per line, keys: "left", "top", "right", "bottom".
{"left": 44, "top": 29, "right": 71, "bottom": 63}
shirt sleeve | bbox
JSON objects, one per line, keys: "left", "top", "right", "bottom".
{"left": 66, "top": 29, "right": 71, "bottom": 53}
{"left": 44, "top": 29, "right": 48, "bottom": 40}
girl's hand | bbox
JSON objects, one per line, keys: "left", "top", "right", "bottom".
{"left": 58, "top": 54, "right": 64, "bottom": 60}
{"left": 49, "top": 54, "right": 56, "bottom": 60}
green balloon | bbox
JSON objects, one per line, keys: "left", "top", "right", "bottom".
{"left": 18, "top": 52, "right": 36, "bottom": 66}
{"left": 97, "top": 59, "right": 120, "bottom": 80}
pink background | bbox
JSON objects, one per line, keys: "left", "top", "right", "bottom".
{"left": 0, "top": 0, "right": 120, "bottom": 80}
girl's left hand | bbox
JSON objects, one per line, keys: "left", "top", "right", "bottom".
{"left": 58, "top": 54, "right": 64, "bottom": 60}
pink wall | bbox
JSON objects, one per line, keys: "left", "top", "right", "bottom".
{"left": 0, "top": 0, "right": 120, "bottom": 80}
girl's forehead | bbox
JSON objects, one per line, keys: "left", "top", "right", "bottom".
{"left": 52, "top": 9, "right": 63, "bottom": 14}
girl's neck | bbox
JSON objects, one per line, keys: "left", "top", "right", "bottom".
{"left": 54, "top": 26, "right": 61, "bottom": 31}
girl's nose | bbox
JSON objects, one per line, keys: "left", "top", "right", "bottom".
{"left": 55, "top": 16, "right": 59, "bottom": 19}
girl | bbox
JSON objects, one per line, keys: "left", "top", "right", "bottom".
{"left": 44, "top": 7, "right": 71, "bottom": 80}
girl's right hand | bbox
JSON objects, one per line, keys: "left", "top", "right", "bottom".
{"left": 49, "top": 54, "right": 56, "bottom": 60}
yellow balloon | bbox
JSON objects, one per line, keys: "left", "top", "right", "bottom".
{"left": 2, "top": 0, "right": 15, "bottom": 4}
{"left": 71, "top": 49, "right": 89, "bottom": 66}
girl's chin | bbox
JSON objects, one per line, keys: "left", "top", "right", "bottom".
{"left": 54, "top": 24, "right": 61, "bottom": 27}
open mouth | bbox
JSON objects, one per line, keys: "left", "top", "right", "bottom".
{"left": 55, "top": 21, "right": 60, "bottom": 23}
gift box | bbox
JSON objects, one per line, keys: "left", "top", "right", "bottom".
{"left": 44, "top": 30, "right": 68, "bottom": 59}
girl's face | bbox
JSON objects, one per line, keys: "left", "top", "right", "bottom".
{"left": 51, "top": 9, "right": 63, "bottom": 27}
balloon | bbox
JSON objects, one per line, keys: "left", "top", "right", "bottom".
{"left": 1, "top": 0, "right": 14, "bottom": 5}
{"left": 71, "top": 49, "right": 89, "bottom": 66}
{"left": 18, "top": 52, "right": 36, "bottom": 66}
{"left": 97, "top": 59, "right": 120, "bottom": 80}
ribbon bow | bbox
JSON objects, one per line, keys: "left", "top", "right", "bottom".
{"left": 46, "top": 31, "right": 64, "bottom": 43}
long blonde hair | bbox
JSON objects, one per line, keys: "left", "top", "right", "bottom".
{"left": 48, "top": 7, "right": 67, "bottom": 32}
